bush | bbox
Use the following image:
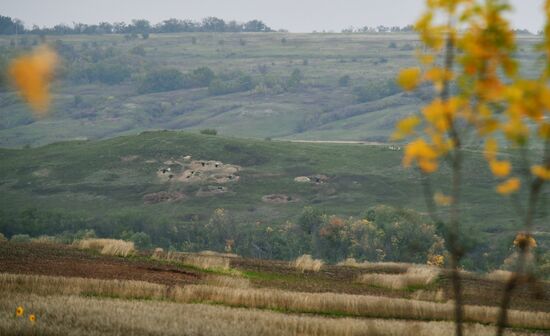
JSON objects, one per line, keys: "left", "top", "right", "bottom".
{"left": 353, "top": 79, "right": 400, "bottom": 103}
{"left": 70, "top": 62, "right": 131, "bottom": 85}
{"left": 200, "top": 129, "right": 218, "bottom": 135}
{"left": 186, "top": 67, "right": 215, "bottom": 87}
{"left": 138, "top": 68, "right": 185, "bottom": 93}
{"left": 10, "top": 234, "right": 31, "bottom": 243}
{"left": 338, "top": 75, "right": 351, "bottom": 87}
{"left": 130, "top": 232, "right": 152, "bottom": 250}
{"left": 208, "top": 74, "right": 254, "bottom": 96}
{"left": 0, "top": 232, "right": 7, "bottom": 243}
{"left": 130, "top": 45, "right": 146, "bottom": 56}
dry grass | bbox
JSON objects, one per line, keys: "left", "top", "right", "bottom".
{"left": 337, "top": 258, "right": 413, "bottom": 273}
{"left": 198, "top": 250, "right": 239, "bottom": 258}
{"left": 153, "top": 251, "right": 231, "bottom": 271}
{"left": 205, "top": 275, "right": 251, "bottom": 289}
{"left": 292, "top": 254, "right": 324, "bottom": 272}
{"left": 485, "top": 270, "right": 513, "bottom": 282}
{"left": 2, "top": 292, "right": 536, "bottom": 336}
{"left": 1, "top": 273, "right": 548, "bottom": 330}
{"left": 357, "top": 266, "right": 441, "bottom": 290}
{"left": 76, "top": 239, "right": 135, "bottom": 257}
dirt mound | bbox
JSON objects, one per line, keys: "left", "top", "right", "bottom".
{"left": 196, "top": 186, "right": 228, "bottom": 197}
{"left": 143, "top": 191, "right": 185, "bottom": 204}
{"left": 262, "top": 194, "right": 297, "bottom": 204}
{"left": 177, "top": 160, "right": 241, "bottom": 184}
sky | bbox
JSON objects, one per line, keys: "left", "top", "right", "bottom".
{"left": 2, "top": 0, "right": 545, "bottom": 33}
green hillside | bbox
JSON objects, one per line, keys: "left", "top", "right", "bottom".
{"left": 0, "top": 33, "right": 542, "bottom": 147}
{"left": 1, "top": 131, "right": 547, "bottom": 269}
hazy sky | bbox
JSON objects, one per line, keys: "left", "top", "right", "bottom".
{"left": 2, "top": 0, "right": 544, "bottom": 33}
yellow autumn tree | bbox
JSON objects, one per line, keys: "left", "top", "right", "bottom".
{"left": 394, "top": 0, "right": 550, "bottom": 335}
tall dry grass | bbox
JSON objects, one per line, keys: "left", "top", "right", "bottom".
{"left": 76, "top": 239, "right": 135, "bottom": 257}
{"left": 485, "top": 270, "right": 513, "bottom": 282}
{"left": 2, "top": 292, "right": 534, "bottom": 336}
{"left": 357, "top": 266, "right": 440, "bottom": 290}
{"left": 1, "top": 273, "right": 548, "bottom": 330}
{"left": 292, "top": 254, "right": 324, "bottom": 272}
{"left": 205, "top": 275, "right": 251, "bottom": 289}
{"left": 154, "top": 251, "right": 231, "bottom": 271}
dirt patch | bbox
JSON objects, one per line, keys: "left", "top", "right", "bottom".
{"left": 32, "top": 168, "right": 50, "bottom": 177}
{"left": 0, "top": 243, "right": 201, "bottom": 286}
{"left": 177, "top": 160, "right": 240, "bottom": 184}
{"left": 156, "top": 160, "right": 241, "bottom": 185}
{"left": 262, "top": 194, "right": 298, "bottom": 204}
{"left": 143, "top": 191, "right": 186, "bottom": 204}
{"left": 120, "top": 155, "right": 139, "bottom": 162}
{"left": 196, "top": 186, "right": 228, "bottom": 197}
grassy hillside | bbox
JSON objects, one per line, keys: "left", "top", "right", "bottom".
{"left": 0, "top": 33, "right": 542, "bottom": 147}
{"left": 1, "top": 131, "right": 547, "bottom": 269}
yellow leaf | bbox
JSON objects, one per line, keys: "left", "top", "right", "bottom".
{"left": 489, "top": 160, "right": 511, "bottom": 178}
{"left": 9, "top": 45, "right": 58, "bottom": 116}
{"left": 397, "top": 67, "right": 422, "bottom": 91}
{"left": 403, "top": 139, "right": 439, "bottom": 173}
{"left": 531, "top": 165, "right": 550, "bottom": 180}
{"left": 392, "top": 116, "right": 421, "bottom": 140}
{"left": 496, "top": 178, "right": 521, "bottom": 195}
{"left": 434, "top": 192, "right": 453, "bottom": 206}
{"left": 484, "top": 138, "right": 498, "bottom": 161}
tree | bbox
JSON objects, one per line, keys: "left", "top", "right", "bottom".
{"left": 393, "top": 1, "right": 550, "bottom": 335}
{"left": 0, "top": 16, "right": 25, "bottom": 35}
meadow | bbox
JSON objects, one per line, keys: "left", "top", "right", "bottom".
{"left": 1, "top": 130, "right": 548, "bottom": 270}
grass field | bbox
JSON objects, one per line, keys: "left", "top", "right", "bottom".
{"left": 0, "top": 33, "right": 543, "bottom": 147}
{"left": 0, "top": 130, "right": 548, "bottom": 268}
{"left": 0, "top": 242, "right": 548, "bottom": 335}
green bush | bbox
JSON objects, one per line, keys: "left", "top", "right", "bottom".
{"left": 200, "top": 129, "right": 218, "bottom": 135}
{"left": 338, "top": 75, "right": 351, "bottom": 87}
{"left": 138, "top": 68, "right": 185, "bottom": 93}
{"left": 130, "top": 232, "right": 152, "bottom": 250}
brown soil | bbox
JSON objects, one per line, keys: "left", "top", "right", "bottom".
{"left": 261, "top": 194, "right": 298, "bottom": 204}
{"left": 143, "top": 191, "right": 186, "bottom": 204}
{"left": 0, "top": 243, "right": 201, "bottom": 286}
{"left": 231, "top": 258, "right": 550, "bottom": 313}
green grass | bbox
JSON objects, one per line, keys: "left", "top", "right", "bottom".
{"left": 1, "top": 130, "right": 547, "bottom": 267}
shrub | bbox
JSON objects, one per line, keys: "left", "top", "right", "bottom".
{"left": 130, "top": 232, "right": 152, "bottom": 250}
{"left": 130, "top": 45, "right": 146, "bottom": 56}
{"left": 138, "top": 68, "right": 185, "bottom": 93}
{"left": 338, "top": 75, "right": 351, "bottom": 87}
{"left": 10, "top": 234, "right": 31, "bottom": 243}
{"left": 0, "top": 232, "right": 7, "bottom": 243}
{"left": 200, "top": 129, "right": 217, "bottom": 135}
